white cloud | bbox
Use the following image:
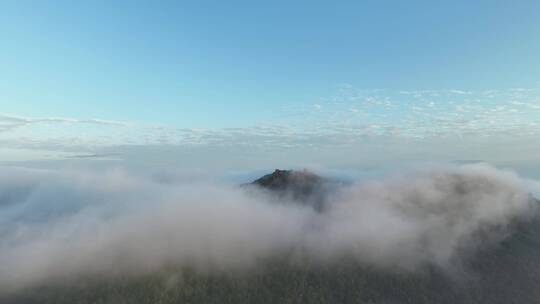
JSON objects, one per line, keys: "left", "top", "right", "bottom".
{"left": 0, "top": 164, "right": 536, "bottom": 290}
{"left": 2, "top": 87, "right": 540, "bottom": 164}
{"left": 449, "top": 89, "right": 471, "bottom": 95}
{"left": 0, "top": 114, "right": 130, "bottom": 133}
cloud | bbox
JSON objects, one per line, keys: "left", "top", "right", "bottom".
{"left": 449, "top": 89, "right": 472, "bottom": 95}
{"left": 66, "top": 152, "right": 122, "bottom": 159}
{"left": 2, "top": 86, "right": 540, "bottom": 163}
{"left": 0, "top": 114, "right": 130, "bottom": 133}
{"left": 0, "top": 163, "right": 536, "bottom": 291}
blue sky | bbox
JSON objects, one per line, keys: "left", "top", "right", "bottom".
{"left": 1, "top": 1, "right": 540, "bottom": 173}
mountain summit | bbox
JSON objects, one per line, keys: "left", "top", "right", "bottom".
{"left": 251, "top": 169, "right": 322, "bottom": 194}
{"left": 247, "top": 169, "right": 340, "bottom": 211}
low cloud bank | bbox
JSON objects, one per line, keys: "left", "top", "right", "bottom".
{"left": 0, "top": 164, "right": 537, "bottom": 291}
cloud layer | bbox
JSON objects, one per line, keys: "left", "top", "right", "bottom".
{"left": 0, "top": 164, "right": 537, "bottom": 292}
{"left": 2, "top": 86, "right": 540, "bottom": 164}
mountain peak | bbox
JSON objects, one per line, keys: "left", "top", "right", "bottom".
{"left": 251, "top": 169, "right": 321, "bottom": 190}
{"left": 245, "top": 169, "right": 330, "bottom": 210}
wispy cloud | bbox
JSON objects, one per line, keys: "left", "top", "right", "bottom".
{"left": 0, "top": 114, "right": 131, "bottom": 133}
{"left": 2, "top": 86, "right": 540, "bottom": 164}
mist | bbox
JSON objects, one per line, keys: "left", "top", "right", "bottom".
{"left": 0, "top": 163, "right": 537, "bottom": 292}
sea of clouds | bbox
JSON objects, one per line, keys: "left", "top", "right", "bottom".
{"left": 0, "top": 163, "right": 537, "bottom": 291}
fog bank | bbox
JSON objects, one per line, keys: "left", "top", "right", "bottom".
{"left": 0, "top": 164, "right": 537, "bottom": 291}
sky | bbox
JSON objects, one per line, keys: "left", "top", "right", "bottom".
{"left": 1, "top": 1, "right": 540, "bottom": 175}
